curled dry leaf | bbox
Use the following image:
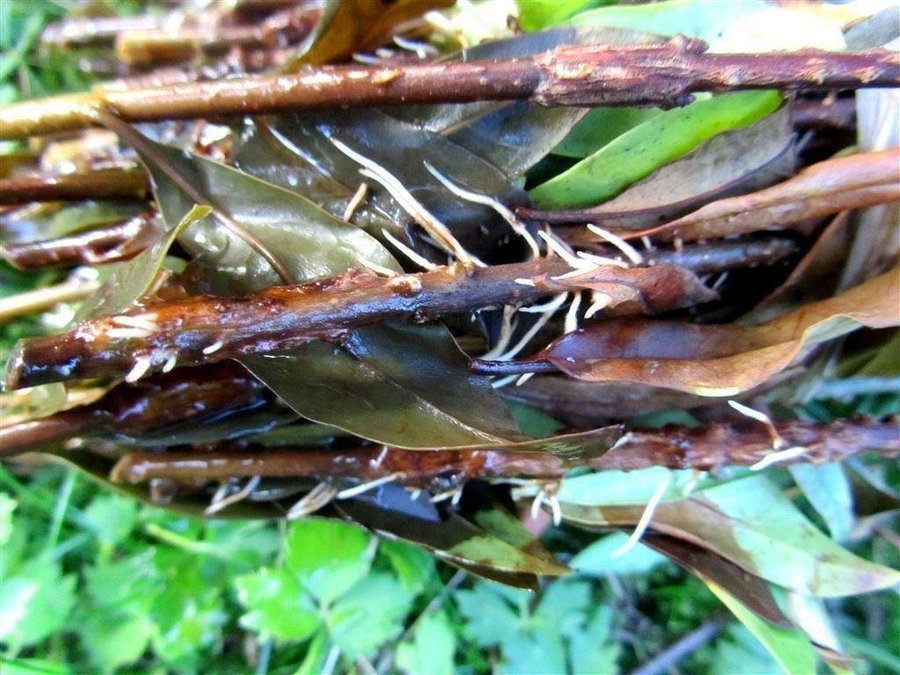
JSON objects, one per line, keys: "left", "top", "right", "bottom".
{"left": 633, "top": 147, "right": 900, "bottom": 243}
{"left": 519, "top": 267, "right": 900, "bottom": 396}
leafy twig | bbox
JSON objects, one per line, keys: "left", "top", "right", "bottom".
{"left": 1, "top": 40, "right": 897, "bottom": 139}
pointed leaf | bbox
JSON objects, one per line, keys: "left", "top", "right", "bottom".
{"left": 538, "top": 106, "right": 795, "bottom": 230}
{"left": 705, "top": 580, "right": 816, "bottom": 675}
{"left": 529, "top": 91, "right": 782, "bottom": 209}
{"left": 138, "top": 137, "right": 400, "bottom": 293}
{"left": 560, "top": 474, "right": 900, "bottom": 597}
{"left": 533, "top": 267, "right": 900, "bottom": 396}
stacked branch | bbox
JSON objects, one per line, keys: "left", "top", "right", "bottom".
{"left": 1, "top": 39, "right": 897, "bottom": 139}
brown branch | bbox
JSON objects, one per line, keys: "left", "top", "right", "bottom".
{"left": 0, "top": 362, "right": 266, "bottom": 457}
{"left": 0, "top": 168, "right": 149, "bottom": 205}
{"left": 109, "top": 418, "right": 900, "bottom": 485}
{"left": 2, "top": 259, "right": 711, "bottom": 390}
{"left": 1, "top": 212, "right": 155, "bottom": 270}
{"left": 1, "top": 39, "right": 897, "bottom": 139}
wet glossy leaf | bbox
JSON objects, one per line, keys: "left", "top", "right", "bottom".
{"left": 240, "top": 325, "right": 521, "bottom": 449}
{"left": 531, "top": 267, "right": 900, "bottom": 396}
{"left": 138, "top": 136, "right": 400, "bottom": 293}
{"left": 529, "top": 91, "right": 782, "bottom": 209}
{"left": 286, "top": 0, "right": 452, "bottom": 68}
{"left": 244, "top": 324, "right": 623, "bottom": 455}
{"left": 253, "top": 110, "right": 526, "bottom": 259}
{"left": 77, "top": 204, "right": 209, "bottom": 319}
{"left": 560, "top": 474, "right": 900, "bottom": 597}
{"left": 336, "top": 484, "right": 568, "bottom": 586}
{"left": 705, "top": 580, "right": 816, "bottom": 675}
{"left": 0, "top": 200, "right": 146, "bottom": 244}
{"left": 540, "top": 106, "right": 795, "bottom": 230}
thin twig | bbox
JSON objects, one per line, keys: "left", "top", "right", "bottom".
{"left": 106, "top": 418, "right": 900, "bottom": 484}
{"left": 2, "top": 40, "right": 896, "bottom": 139}
{"left": 0, "top": 168, "right": 149, "bottom": 205}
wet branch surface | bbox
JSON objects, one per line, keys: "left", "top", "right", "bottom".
{"left": 108, "top": 418, "right": 900, "bottom": 486}
{"left": 1, "top": 39, "right": 897, "bottom": 139}
{"left": 4, "top": 259, "right": 716, "bottom": 389}
{"left": 0, "top": 167, "right": 149, "bottom": 205}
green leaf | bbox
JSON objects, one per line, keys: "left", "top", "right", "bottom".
{"left": 558, "top": 467, "right": 702, "bottom": 506}
{"left": 789, "top": 463, "right": 854, "bottom": 542}
{"left": 0, "top": 492, "right": 16, "bottom": 547}
{"left": 83, "top": 550, "right": 160, "bottom": 613}
{"left": 379, "top": 540, "right": 436, "bottom": 593}
{"left": 326, "top": 573, "right": 417, "bottom": 659}
{"left": 81, "top": 493, "right": 138, "bottom": 546}
{"left": 0, "top": 558, "right": 76, "bottom": 653}
{"left": 551, "top": 105, "right": 795, "bottom": 230}
{"left": 79, "top": 613, "right": 155, "bottom": 673}
{"left": 529, "top": 91, "right": 782, "bottom": 208}
{"left": 234, "top": 568, "right": 320, "bottom": 641}
{"left": 706, "top": 580, "right": 816, "bottom": 675}
{"left": 499, "top": 632, "right": 568, "bottom": 675}
{"left": 136, "top": 136, "right": 400, "bottom": 294}
{"left": 243, "top": 325, "right": 522, "bottom": 448}
{"left": 76, "top": 205, "right": 209, "bottom": 319}
{"left": 552, "top": 105, "right": 662, "bottom": 159}
{"left": 568, "top": 607, "right": 620, "bottom": 675}
{"left": 396, "top": 610, "right": 457, "bottom": 675}
{"left": 561, "top": 474, "right": 900, "bottom": 597}
{"left": 516, "top": 0, "right": 613, "bottom": 31}
{"left": 294, "top": 629, "right": 329, "bottom": 675}
{"left": 455, "top": 582, "right": 524, "bottom": 647}
{"left": 570, "top": 0, "right": 846, "bottom": 51}
{"left": 709, "top": 625, "right": 784, "bottom": 675}
{"left": 284, "top": 518, "right": 371, "bottom": 604}
{"left": 571, "top": 532, "right": 669, "bottom": 576}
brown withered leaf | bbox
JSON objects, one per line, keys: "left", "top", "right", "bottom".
{"left": 286, "top": 0, "right": 452, "bottom": 68}
{"left": 632, "top": 148, "right": 900, "bottom": 243}
{"left": 525, "top": 267, "right": 899, "bottom": 396}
